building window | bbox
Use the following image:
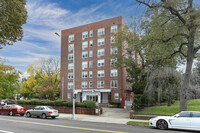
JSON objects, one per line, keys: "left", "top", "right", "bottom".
{"left": 111, "top": 80, "right": 118, "bottom": 88}
{"left": 114, "top": 93, "right": 119, "bottom": 100}
{"left": 68, "top": 34, "right": 74, "bottom": 42}
{"left": 68, "top": 73, "right": 73, "bottom": 79}
{"left": 82, "top": 61, "right": 88, "bottom": 69}
{"left": 89, "top": 81, "right": 93, "bottom": 88}
{"left": 68, "top": 44, "right": 74, "bottom": 52}
{"left": 89, "top": 40, "right": 93, "bottom": 47}
{"left": 97, "top": 70, "right": 105, "bottom": 78}
{"left": 89, "top": 50, "right": 93, "bottom": 57}
{"left": 68, "top": 82, "right": 73, "bottom": 90}
{"left": 97, "top": 59, "right": 105, "bottom": 67}
{"left": 82, "top": 51, "right": 88, "bottom": 58}
{"left": 82, "top": 31, "right": 88, "bottom": 40}
{"left": 111, "top": 25, "right": 118, "bottom": 33}
{"left": 110, "top": 69, "right": 118, "bottom": 77}
{"left": 98, "top": 28, "right": 105, "bottom": 36}
{"left": 97, "top": 38, "right": 105, "bottom": 46}
{"left": 68, "top": 63, "right": 74, "bottom": 70}
{"left": 97, "top": 49, "right": 105, "bottom": 57}
{"left": 89, "top": 61, "right": 93, "bottom": 68}
{"left": 89, "top": 71, "right": 93, "bottom": 78}
{"left": 97, "top": 81, "right": 104, "bottom": 88}
{"left": 111, "top": 36, "right": 115, "bottom": 43}
{"left": 67, "top": 93, "right": 71, "bottom": 99}
{"left": 90, "top": 30, "right": 93, "bottom": 37}
{"left": 111, "top": 47, "right": 118, "bottom": 55}
{"left": 82, "top": 41, "right": 88, "bottom": 50}
{"left": 82, "top": 81, "right": 88, "bottom": 88}
{"left": 110, "top": 58, "right": 117, "bottom": 66}
{"left": 82, "top": 71, "right": 88, "bottom": 78}
{"left": 68, "top": 53, "right": 73, "bottom": 60}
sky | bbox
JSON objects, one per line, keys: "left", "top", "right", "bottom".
{"left": 0, "top": 0, "right": 145, "bottom": 74}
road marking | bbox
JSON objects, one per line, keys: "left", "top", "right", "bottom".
{"left": 0, "top": 118, "right": 127, "bottom": 133}
{"left": 0, "top": 130, "right": 14, "bottom": 133}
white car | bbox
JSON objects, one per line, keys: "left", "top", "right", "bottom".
{"left": 149, "top": 111, "right": 200, "bottom": 131}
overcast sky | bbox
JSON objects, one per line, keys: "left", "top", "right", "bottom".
{"left": 0, "top": 0, "right": 146, "bottom": 73}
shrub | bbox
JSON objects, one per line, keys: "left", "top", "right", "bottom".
{"left": 108, "top": 105, "right": 117, "bottom": 108}
{"left": 68, "top": 101, "right": 73, "bottom": 107}
{"left": 83, "top": 100, "right": 96, "bottom": 108}
{"left": 109, "top": 101, "right": 121, "bottom": 107}
{"left": 54, "top": 100, "right": 64, "bottom": 106}
{"left": 77, "top": 102, "right": 86, "bottom": 108}
{"left": 62, "top": 102, "right": 69, "bottom": 106}
{"left": 30, "top": 99, "right": 41, "bottom": 105}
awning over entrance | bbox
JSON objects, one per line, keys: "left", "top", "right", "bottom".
{"left": 75, "top": 89, "right": 111, "bottom": 93}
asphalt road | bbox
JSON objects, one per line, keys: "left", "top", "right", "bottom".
{"left": 0, "top": 115, "right": 196, "bottom": 133}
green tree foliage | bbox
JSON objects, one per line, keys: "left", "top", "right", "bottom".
{"left": 136, "top": 0, "right": 200, "bottom": 111}
{"left": 0, "top": 58, "right": 20, "bottom": 98}
{"left": 0, "top": 0, "right": 27, "bottom": 49}
{"left": 20, "top": 57, "right": 60, "bottom": 99}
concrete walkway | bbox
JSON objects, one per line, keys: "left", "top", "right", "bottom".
{"left": 58, "top": 108, "right": 149, "bottom": 124}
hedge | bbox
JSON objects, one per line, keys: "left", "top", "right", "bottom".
{"left": 16, "top": 99, "right": 97, "bottom": 108}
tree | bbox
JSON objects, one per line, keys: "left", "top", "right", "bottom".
{"left": 0, "top": 58, "right": 20, "bottom": 98}
{"left": 20, "top": 57, "right": 60, "bottom": 99}
{"left": 0, "top": 0, "right": 27, "bottom": 49}
{"left": 136, "top": 0, "right": 200, "bottom": 111}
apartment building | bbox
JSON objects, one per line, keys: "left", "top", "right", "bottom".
{"left": 60, "top": 16, "right": 133, "bottom": 107}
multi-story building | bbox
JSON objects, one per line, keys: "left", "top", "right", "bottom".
{"left": 60, "top": 16, "right": 133, "bottom": 107}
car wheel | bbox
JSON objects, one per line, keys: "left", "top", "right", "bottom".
{"left": 156, "top": 119, "right": 168, "bottom": 130}
{"left": 51, "top": 116, "right": 55, "bottom": 119}
{"left": 41, "top": 113, "right": 46, "bottom": 119}
{"left": 9, "top": 111, "right": 14, "bottom": 116}
{"left": 26, "top": 112, "right": 31, "bottom": 118}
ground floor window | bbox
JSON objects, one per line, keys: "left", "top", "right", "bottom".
{"left": 114, "top": 93, "right": 119, "bottom": 100}
{"left": 86, "top": 95, "right": 98, "bottom": 102}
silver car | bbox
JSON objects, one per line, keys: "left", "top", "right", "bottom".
{"left": 25, "top": 106, "right": 59, "bottom": 119}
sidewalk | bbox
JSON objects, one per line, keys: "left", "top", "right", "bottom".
{"left": 58, "top": 113, "right": 148, "bottom": 124}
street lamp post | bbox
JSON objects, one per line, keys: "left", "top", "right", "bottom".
{"left": 55, "top": 32, "right": 76, "bottom": 120}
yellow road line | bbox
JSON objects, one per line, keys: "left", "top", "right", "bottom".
{"left": 0, "top": 118, "right": 127, "bottom": 133}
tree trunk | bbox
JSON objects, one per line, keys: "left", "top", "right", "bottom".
{"left": 180, "top": 37, "right": 195, "bottom": 111}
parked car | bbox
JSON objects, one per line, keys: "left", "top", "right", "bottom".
{"left": 0, "top": 104, "right": 26, "bottom": 116}
{"left": 26, "top": 106, "right": 59, "bottom": 119}
{"left": 149, "top": 111, "right": 200, "bottom": 131}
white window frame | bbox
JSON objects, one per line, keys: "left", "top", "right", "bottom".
{"left": 97, "top": 59, "right": 105, "bottom": 67}
{"left": 110, "top": 58, "right": 117, "bottom": 66}
{"left": 97, "top": 81, "right": 104, "bottom": 88}
{"left": 82, "top": 81, "right": 88, "bottom": 88}
{"left": 111, "top": 25, "right": 118, "bottom": 33}
{"left": 90, "top": 30, "right": 93, "bottom": 37}
{"left": 111, "top": 47, "right": 118, "bottom": 55}
{"left": 89, "top": 40, "right": 93, "bottom": 47}
{"left": 68, "top": 34, "right": 74, "bottom": 42}
{"left": 82, "top": 41, "right": 88, "bottom": 50}
{"left": 98, "top": 28, "right": 105, "bottom": 36}
{"left": 68, "top": 73, "right": 73, "bottom": 79}
{"left": 68, "top": 82, "right": 73, "bottom": 90}
{"left": 89, "top": 60, "right": 93, "bottom": 68}
{"left": 98, "top": 38, "right": 105, "bottom": 46}
{"left": 82, "top": 71, "right": 88, "bottom": 78}
{"left": 111, "top": 36, "right": 115, "bottom": 43}
{"left": 110, "top": 69, "right": 118, "bottom": 77}
{"left": 111, "top": 80, "right": 118, "bottom": 88}
{"left": 82, "top": 31, "right": 88, "bottom": 40}
{"left": 89, "top": 71, "right": 93, "bottom": 78}
{"left": 89, "top": 81, "right": 93, "bottom": 88}
{"left": 89, "top": 50, "right": 93, "bottom": 57}
{"left": 67, "top": 93, "right": 71, "bottom": 99}
{"left": 68, "top": 63, "right": 74, "bottom": 70}
{"left": 68, "top": 53, "right": 73, "bottom": 60}
{"left": 114, "top": 93, "right": 119, "bottom": 100}
{"left": 82, "top": 51, "right": 88, "bottom": 59}
{"left": 97, "top": 70, "right": 105, "bottom": 78}
{"left": 97, "top": 49, "right": 105, "bottom": 57}
{"left": 82, "top": 61, "right": 88, "bottom": 69}
{"left": 68, "top": 44, "right": 74, "bottom": 52}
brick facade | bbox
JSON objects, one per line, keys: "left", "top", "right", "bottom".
{"left": 60, "top": 16, "right": 133, "bottom": 107}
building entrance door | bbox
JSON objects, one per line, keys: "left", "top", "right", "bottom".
{"left": 86, "top": 95, "right": 98, "bottom": 102}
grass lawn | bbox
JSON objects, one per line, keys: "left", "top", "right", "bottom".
{"left": 127, "top": 121, "right": 149, "bottom": 126}
{"left": 135, "top": 99, "right": 200, "bottom": 116}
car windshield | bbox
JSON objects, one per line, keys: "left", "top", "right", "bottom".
{"left": 14, "top": 105, "right": 23, "bottom": 108}
{"left": 47, "top": 106, "right": 54, "bottom": 109}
